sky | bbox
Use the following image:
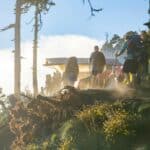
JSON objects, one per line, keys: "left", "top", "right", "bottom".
{"left": 0, "top": 0, "right": 149, "bottom": 49}
{"left": 0, "top": 0, "right": 149, "bottom": 94}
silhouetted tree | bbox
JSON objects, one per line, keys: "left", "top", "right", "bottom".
{"left": 1, "top": 0, "right": 101, "bottom": 98}
{"left": 33, "top": 4, "right": 39, "bottom": 97}
{"left": 22, "top": 0, "right": 55, "bottom": 97}
{"left": 102, "top": 34, "right": 123, "bottom": 53}
{"left": 14, "top": 0, "right": 22, "bottom": 99}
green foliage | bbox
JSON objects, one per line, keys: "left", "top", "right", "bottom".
{"left": 9, "top": 90, "right": 150, "bottom": 149}
{"left": 101, "top": 33, "right": 124, "bottom": 53}
{"left": 21, "top": 0, "right": 55, "bottom": 14}
{"left": 138, "top": 102, "right": 150, "bottom": 113}
{"left": 57, "top": 120, "right": 105, "bottom": 150}
{"left": 0, "top": 112, "right": 8, "bottom": 127}
{"left": 76, "top": 103, "right": 111, "bottom": 132}
{"left": 9, "top": 92, "right": 79, "bottom": 149}
{"left": 26, "top": 143, "right": 39, "bottom": 150}
{"left": 76, "top": 103, "right": 139, "bottom": 143}
{"left": 103, "top": 109, "right": 138, "bottom": 142}
{"left": 59, "top": 138, "right": 73, "bottom": 150}
{"left": 41, "top": 102, "right": 146, "bottom": 150}
{"left": 110, "top": 34, "right": 121, "bottom": 44}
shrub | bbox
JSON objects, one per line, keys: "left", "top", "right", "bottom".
{"left": 25, "top": 144, "right": 39, "bottom": 150}
{"left": 103, "top": 109, "right": 138, "bottom": 142}
{"left": 0, "top": 112, "right": 8, "bottom": 127}
{"left": 76, "top": 103, "right": 112, "bottom": 132}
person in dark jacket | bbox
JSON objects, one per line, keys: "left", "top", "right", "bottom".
{"left": 89, "top": 45, "right": 106, "bottom": 76}
{"left": 89, "top": 45, "right": 106, "bottom": 88}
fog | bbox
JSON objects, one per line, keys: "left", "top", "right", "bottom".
{"left": 0, "top": 35, "right": 103, "bottom": 94}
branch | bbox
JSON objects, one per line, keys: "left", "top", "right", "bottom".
{"left": 87, "top": 0, "right": 103, "bottom": 16}
{"left": 0, "top": 24, "right": 15, "bottom": 32}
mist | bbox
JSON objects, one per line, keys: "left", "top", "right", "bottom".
{"left": 0, "top": 35, "right": 102, "bottom": 94}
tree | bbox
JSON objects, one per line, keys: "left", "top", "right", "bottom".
{"left": 32, "top": 4, "right": 39, "bottom": 97}
{"left": 101, "top": 34, "right": 124, "bottom": 58}
{"left": 1, "top": 0, "right": 22, "bottom": 99}
{"left": 14, "top": 0, "right": 22, "bottom": 99}
{"left": 110, "top": 34, "right": 120, "bottom": 45}
{"left": 22, "top": 0, "right": 55, "bottom": 97}
{"left": 14, "top": 0, "right": 55, "bottom": 98}
{"left": 1, "top": 0, "right": 101, "bottom": 98}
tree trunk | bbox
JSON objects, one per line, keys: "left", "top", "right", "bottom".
{"left": 14, "top": 0, "right": 21, "bottom": 99}
{"left": 33, "top": 5, "right": 39, "bottom": 98}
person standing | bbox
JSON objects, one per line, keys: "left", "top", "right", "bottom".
{"left": 89, "top": 45, "right": 106, "bottom": 76}
{"left": 63, "top": 57, "right": 79, "bottom": 86}
{"left": 89, "top": 45, "right": 106, "bottom": 87}
{"left": 115, "top": 32, "right": 143, "bottom": 87}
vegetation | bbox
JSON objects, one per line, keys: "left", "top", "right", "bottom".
{"left": 102, "top": 30, "right": 150, "bottom": 60}
{"left": 0, "top": 112, "right": 8, "bottom": 127}
{"left": 101, "top": 34, "right": 124, "bottom": 55}
{"left": 6, "top": 87, "right": 150, "bottom": 149}
{"left": 22, "top": 99, "right": 150, "bottom": 150}
{"left": 0, "top": 1, "right": 150, "bottom": 150}
{"left": 0, "top": 88, "right": 149, "bottom": 149}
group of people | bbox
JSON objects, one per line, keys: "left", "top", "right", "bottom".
{"left": 63, "top": 31, "right": 149, "bottom": 88}
{"left": 62, "top": 47, "right": 106, "bottom": 88}
{"left": 45, "top": 71, "right": 62, "bottom": 95}
{"left": 45, "top": 30, "right": 149, "bottom": 93}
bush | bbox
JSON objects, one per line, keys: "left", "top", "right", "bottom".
{"left": 76, "top": 103, "right": 111, "bottom": 132}
{"left": 9, "top": 92, "right": 150, "bottom": 149}
{"left": 35, "top": 102, "right": 141, "bottom": 150}
{"left": 0, "top": 112, "right": 8, "bottom": 127}
{"left": 103, "top": 109, "right": 138, "bottom": 142}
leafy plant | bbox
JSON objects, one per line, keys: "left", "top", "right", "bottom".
{"left": 0, "top": 112, "right": 8, "bottom": 127}
{"left": 76, "top": 103, "right": 111, "bottom": 132}
{"left": 103, "top": 110, "right": 138, "bottom": 142}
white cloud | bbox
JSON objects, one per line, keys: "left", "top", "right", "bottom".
{"left": 0, "top": 49, "right": 14, "bottom": 94}
{"left": 39, "top": 35, "right": 103, "bottom": 57}
{"left": 0, "top": 34, "right": 103, "bottom": 95}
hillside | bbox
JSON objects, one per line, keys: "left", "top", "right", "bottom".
{"left": 0, "top": 86, "right": 150, "bottom": 150}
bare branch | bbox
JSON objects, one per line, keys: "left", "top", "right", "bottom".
{"left": 87, "top": 0, "right": 103, "bottom": 16}
{"left": 0, "top": 24, "right": 15, "bottom": 32}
